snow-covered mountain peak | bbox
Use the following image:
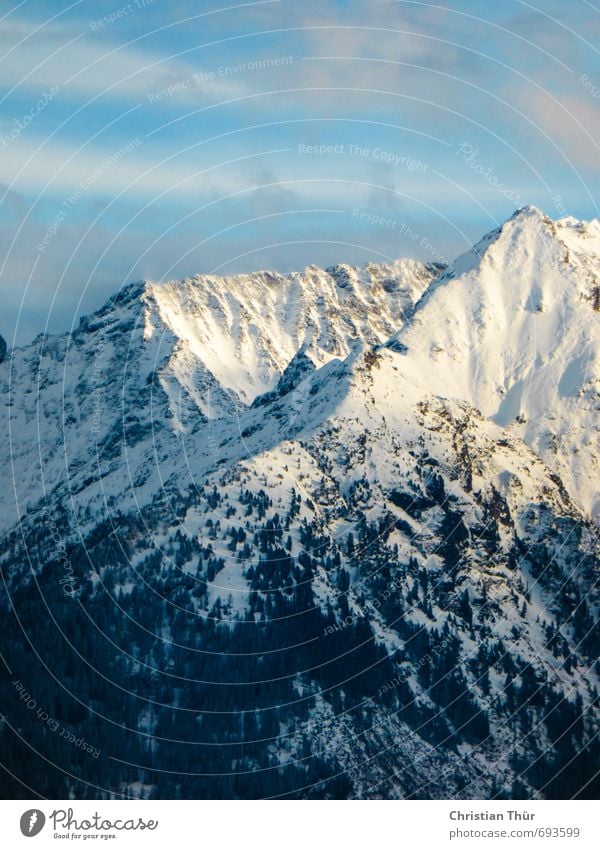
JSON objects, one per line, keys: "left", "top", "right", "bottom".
{"left": 1, "top": 208, "right": 599, "bottom": 801}
{"left": 383, "top": 208, "right": 599, "bottom": 519}
{"left": 442, "top": 205, "right": 560, "bottom": 282}
{"left": 1, "top": 208, "right": 597, "bottom": 534}
{"left": 139, "top": 257, "right": 437, "bottom": 405}
{"left": 509, "top": 203, "right": 549, "bottom": 221}
{"left": 467, "top": 205, "right": 600, "bottom": 283}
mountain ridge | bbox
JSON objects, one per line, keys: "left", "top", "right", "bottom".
{"left": 0, "top": 207, "right": 598, "bottom": 800}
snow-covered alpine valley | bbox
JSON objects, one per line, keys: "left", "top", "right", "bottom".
{"left": 0, "top": 206, "right": 598, "bottom": 799}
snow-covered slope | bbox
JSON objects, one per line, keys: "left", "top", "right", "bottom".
{"left": 142, "top": 257, "right": 437, "bottom": 405}
{"left": 0, "top": 209, "right": 598, "bottom": 800}
{"left": 386, "top": 206, "right": 600, "bottom": 520}
{"left": 0, "top": 258, "right": 437, "bottom": 533}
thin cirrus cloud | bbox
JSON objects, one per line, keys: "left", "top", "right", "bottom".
{"left": 0, "top": 17, "right": 246, "bottom": 103}
{"left": 0, "top": 132, "right": 291, "bottom": 199}
{"left": 0, "top": 0, "right": 599, "bottom": 347}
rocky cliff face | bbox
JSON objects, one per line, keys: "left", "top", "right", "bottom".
{"left": 0, "top": 209, "right": 598, "bottom": 799}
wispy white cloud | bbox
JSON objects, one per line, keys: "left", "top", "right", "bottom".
{"left": 0, "top": 16, "right": 256, "bottom": 104}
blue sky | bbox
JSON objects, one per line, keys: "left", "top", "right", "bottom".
{"left": 1, "top": 0, "right": 599, "bottom": 344}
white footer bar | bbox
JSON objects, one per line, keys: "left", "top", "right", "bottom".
{"left": 0, "top": 799, "right": 597, "bottom": 847}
